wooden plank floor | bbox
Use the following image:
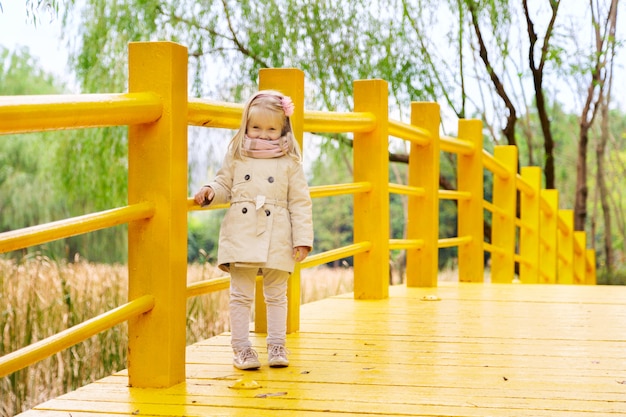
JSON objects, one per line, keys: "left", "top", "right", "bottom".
{"left": 18, "top": 283, "right": 626, "bottom": 416}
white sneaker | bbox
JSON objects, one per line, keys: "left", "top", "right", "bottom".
{"left": 267, "top": 344, "right": 289, "bottom": 368}
{"left": 233, "top": 347, "right": 261, "bottom": 370}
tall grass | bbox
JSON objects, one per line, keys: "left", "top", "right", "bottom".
{"left": 0, "top": 256, "right": 353, "bottom": 416}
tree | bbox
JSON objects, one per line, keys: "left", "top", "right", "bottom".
{"left": 522, "top": 0, "right": 560, "bottom": 189}
{"left": 39, "top": 0, "right": 626, "bottom": 270}
{"left": 0, "top": 0, "right": 61, "bottom": 25}
{"left": 0, "top": 47, "right": 64, "bottom": 238}
{"left": 0, "top": 46, "right": 127, "bottom": 262}
{"left": 572, "top": 0, "right": 619, "bottom": 232}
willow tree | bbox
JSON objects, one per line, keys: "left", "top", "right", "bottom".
{"left": 0, "top": 47, "right": 67, "bottom": 258}
{"left": 58, "top": 0, "right": 579, "bottom": 167}
{"left": 54, "top": 0, "right": 624, "bottom": 266}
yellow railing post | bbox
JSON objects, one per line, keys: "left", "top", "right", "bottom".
{"left": 574, "top": 231, "right": 586, "bottom": 284}
{"left": 256, "top": 68, "right": 305, "bottom": 333}
{"left": 585, "top": 249, "right": 597, "bottom": 284}
{"left": 558, "top": 209, "right": 574, "bottom": 284}
{"left": 539, "top": 189, "right": 558, "bottom": 283}
{"left": 127, "top": 41, "right": 188, "bottom": 388}
{"left": 353, "top": 79, "right": 389, "bottom": 299}
{"left": 457, "top": 119, "right": 484, "bottom": 282}
{"left": 406, "top": 102, "right": 440, "bottom": 287}
{"left": 520, "top": 166, "right": 541, "bottom": 283}
{"left": 491, "top": 146, "right": 517, "bottom": 283}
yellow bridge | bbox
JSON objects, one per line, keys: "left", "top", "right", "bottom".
{"left": 2, "top": 42, "right": 624, "bottom": 416}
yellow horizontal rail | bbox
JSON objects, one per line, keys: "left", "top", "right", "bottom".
{"left": 438, "top": 235, "right": 472, "bottom": 249}
{"left": 304, "top": 110, "right": 377, "bottom": 133}
{"left": 186, "top": 277, "right": 231, "bottom": 298}
{"left": 574, "top": 238, "right": 584, "bottom": 256}
{"left": 516, "top": 218, "right": 536, "bottom": 233}
{"left": 300, "top": 241, "right": 372, "bottom": 269}
{"left": 187, "top": 275, "right": 266, "bottom": 299}
{"left": 389, "top": 183, "right": 425, "bottom": 197}
{"left": 575, "top": 271, "right": 583, "bottom": 283}
{"left": 0, "top": 294, "right": 155, "bottom": 378}
{"left": 0, "top": 202, "right": 156, "bottom": 254}
{"left": 187, "top": 197, "right": 229, "bottom": 211}
{"left": 0, "top": 93, "right": 162, "bottom": 134}
{"left": 483, "top": 241, "right": 506, "bottom": 256}
{"left": 514, "top": 253, "right": 532, "bottom": 267}
{"left": 309, "top": 182, "right": 372, "bottom": 198}
{"left": 439, "top": 190, "right": 471, "bottom": 201}
{"left": 483, "top": 200, "right": 510, "bottom": 219}
{"left": 540, "top": 194, "right": 555, "bottom": 217}
{"left": 187, "top": 98, "right": 242, "bottom": 129}
{"left": 389, "top": 238, "right": 423, "bottom": 250}
{"left": 516, "top": 173, "right": 536, "bottom": 197}
{"left": 483, "top": 150, "right": 511, "bottom": 180}
{"left": 187, "top": 183, "right": 373, "bottom": 212}
{"left": 557, "top": 215, "right": 570, "bottom": 236}
{"left": 388, "top": 120, "right": 430, "bottom": 146}
{"left": 440, "top": 135, "right": 475, "bottom": 156}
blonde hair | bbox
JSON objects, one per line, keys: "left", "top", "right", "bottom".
{"left": 229, "top": 90, "right": 302, "bottom": 162}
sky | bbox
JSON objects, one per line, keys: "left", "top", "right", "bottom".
{"left": 0, "top": 1, "right": 74, "bottom": 90}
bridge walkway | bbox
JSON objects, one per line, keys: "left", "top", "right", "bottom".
{"left": 19, "top": 283, "right": 626, "bottom": 416}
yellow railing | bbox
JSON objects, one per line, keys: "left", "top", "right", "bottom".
{"left": 0, "top": 41, "right": 595, "bottom": 390}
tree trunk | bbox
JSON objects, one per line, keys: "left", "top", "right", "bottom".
{"left": 537, "top": 93, "right": 556, "bottom": 189}
{"left": 522, "top": 0, "right": 559, "bottom": 189}
{"left": 596, "top": 97, "right": 612, "bottom": 273}
{"left": 574, "top": 125, "right": 590, "bottom": 231}
{"left": 467, "top": 2, "right": 517, "bottom": 149}
{"left": 573, "top": 0, "right": 618, "bottom": 231}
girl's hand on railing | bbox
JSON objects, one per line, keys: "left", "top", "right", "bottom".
{"left": 194, "top": 186, "right": 215, "bottom": 207}
{"left": 293, "top": 246, "right": 311, "bottom": 262}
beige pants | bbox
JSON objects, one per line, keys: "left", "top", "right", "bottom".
{"left": 229, "top": 266, "right": 289, "bottom": 351}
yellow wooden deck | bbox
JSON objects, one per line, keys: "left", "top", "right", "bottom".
{"left": 18, "top": 283, "right": 626, "bottom": 416}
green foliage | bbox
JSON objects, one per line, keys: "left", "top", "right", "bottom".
{"left": 187, "top": 211, "right": 222, "bottom": 263}
{"left": 55, "top": 126, "right": 129, "bottom": 262}
{"left": 6, "top": 0, "right": 626, "bottom": 271}
{"left": 596, "top": 267, "right": 626, "bottom": 286}
{"left": 0, "top": 47, "right": 127, "bottom": 262}
{"left": 309, "top": 143, "right": 354, "bottom": 266}
{"left": 22, "top": 0, "right": 60, "bottom": 26}
{"left": 0, "top": 47, "right": 60, "bottom": 94}
{"left": 0, "top": 47, "right": 67, "bottom": 257}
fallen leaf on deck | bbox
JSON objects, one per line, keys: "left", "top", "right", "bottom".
{"left": 229, "top": 379, "right": 261, "bottom": 390}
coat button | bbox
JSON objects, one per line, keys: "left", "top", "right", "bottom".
{"left": 242, "top": 207, "right": 248, "bottom": 214}
{"left": 265, "top": 209, "right": 271, "bottom": 216}
{"left": 268, "top": 176, "right": 274, "bottom": 183}
{"left": 244, "top": 174, "right": 250, "bottom": 180}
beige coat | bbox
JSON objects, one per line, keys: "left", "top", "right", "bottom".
{"left": 207, "top": 152, "right": 313, "bottom": 273}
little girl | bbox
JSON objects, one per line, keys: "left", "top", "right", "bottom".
{"left": 194, "top": 90, "right": 313, "bottom": 370}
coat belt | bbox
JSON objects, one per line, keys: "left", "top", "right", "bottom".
{"left": 230, "top": 196, "right": 288, "bottom": 209}
{"left": 231, "top": 196, "right": 287, "bottom": 236}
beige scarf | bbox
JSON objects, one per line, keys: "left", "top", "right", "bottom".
{"left": 242, "top": 136, "right": 289, "bottom": 159}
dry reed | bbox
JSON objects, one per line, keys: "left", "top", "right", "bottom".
{"left": 0, "top": 256, "right": 353, "bottom": 416}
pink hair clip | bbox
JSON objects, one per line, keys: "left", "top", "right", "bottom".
{"left": 281, "top": 96, "right": 295, "bottom": 117}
